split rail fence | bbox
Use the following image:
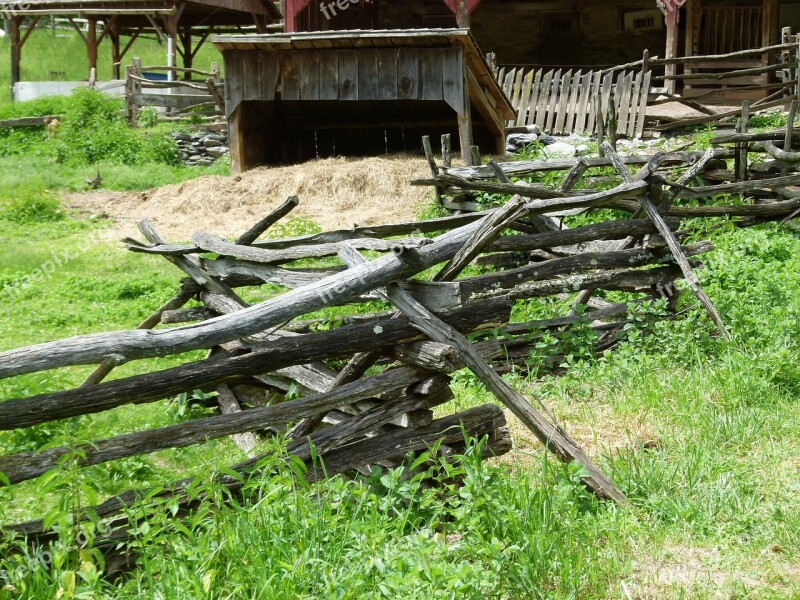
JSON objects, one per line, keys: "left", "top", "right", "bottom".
{"left": 125, "top": 57, "right": 225, "bottom": 125}
{"left": 3, "top": 130, "right": 800, "bottom": 570}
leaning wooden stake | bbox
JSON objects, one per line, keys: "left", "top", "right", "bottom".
{"left": 638, "top": 191, "right": 731, "bottom": 340}
{"left": 781, "top": 99, "right": 798, "bottom": 176}
{"left": 735, "top": 100, "right": 750, "bottom": 182}
{"left": 236, "top": 196, "right": 299, "bottom": 245}
{"left": 339, "top": 245, "right": 627, "bottom": 504}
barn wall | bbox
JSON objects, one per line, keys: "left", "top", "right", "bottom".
{"left": 470, "top": 0, "right": 667, "bottom": 68}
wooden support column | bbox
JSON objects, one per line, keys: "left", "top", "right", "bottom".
{"left": 9, "top": 17, "right": 21, "bottom": 101}
{"left": 456, "top": 0, "right": 469, "bottom": 27}
{"left": 180, "top": 28, "right": 192, "bottom": 80}
{"left": 664, "top": 7, "right": 680, "bottom": 95}
{"left": 162, "top": 3, "right": 184, "bottom": 82}
{"left": 87, "top": 18, "right": 98, "bottom": 77}
{"left": 109, "top": 24, "right": 121, "bottom": 80}
{"left": 164, "top": 19, "right": 177, "bottom": 82}
{"left": 8, "top": 16, "right": 41, "bottom": 101}
{"left": 763, "top": 0, "right": 779, "bottom": 49}
{"left": 229, "top": 104, "right": 244, "bottom": 175}
{"left": 457, "top": 48, "right": 474, "bottom": 165}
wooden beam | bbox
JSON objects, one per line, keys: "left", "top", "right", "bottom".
{"left": 119, "top": 30, "right": 141, "bottom": 61}
{"left": 67, "top": 17, "right": 89, "bottom": 45}
{"left": 19, "top": 16, "right": 41, "bottom": 48}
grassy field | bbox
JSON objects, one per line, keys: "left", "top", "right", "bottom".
{"left": 0, "top": 26, "right": 223, "bottom": 105}
{"left": 0, "top": 91, "right": 799, "bottom": 597}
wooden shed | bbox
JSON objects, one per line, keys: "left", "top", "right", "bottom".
{"left": 212, "top": 29, "right": 514, "bottom": 172}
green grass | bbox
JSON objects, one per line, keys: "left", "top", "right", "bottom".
{"left": 0, "top": 27, "right": 223, "bottom": 106}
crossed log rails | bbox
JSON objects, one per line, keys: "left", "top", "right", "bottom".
{"left": 0, "top": 177, "right": 688, "bottom": 514}
{"left": 0, "top": 180, "right": 662, "bottom": 380}
{"left": 7, "top": 154, "right": 790, "bottom": 543}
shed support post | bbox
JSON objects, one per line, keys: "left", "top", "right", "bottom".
{"left": 9, "top": 15, "right": 41, "bottom": 101}
{"left": 229, "top": 104, "right": 244, "bottom": 175}
{"left": 9, "top": 16, "right": 21, "bottom": 101}
{"left": 87, "top": 18, "right": 98, "bottom": 78}
{"left": 165, "top": 21, "right": 177, "bottom": 82}
{"left": 664, "top": 8, "right": 679, "bottom": 95}
{"left": 109, "top": 25, "right": 121, "bottom": 80}
{"left": 163, "top": 3, "right": 185, "bottom": 82}
{"left": 456, "top": 0, "right": 469, "bottom": 27}
{"left": 458, "top": 53, "right": 474, "bottom": 165}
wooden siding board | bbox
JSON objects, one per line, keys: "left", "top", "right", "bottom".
{"left": 377, "top": 48, "right": 399, "bottom": 101}
{"left": 241, "top": 52, "right": 261, "bottom": 101}
{"left": 397, "top": 48, "right": 419, "bottom": 100}
{"left": 319, "top": 50, "right": 339, "bottom": 100}
{"left": 358, "top": 49, "right": 380, "bottom": 101}
{"left": 300, "top": 50, "right": 321, "bottom": 101}
{"left": 420, "top": 49, "right": 444, "bottom": 101}
{"left": 338, "top": 49, "right": 359, "bottom": 101}
{"left": 441, "top": 46, "right": 464, "bottom": 115}
{"left": 224, "top": 50, "right": 244, "bottom": 117}
{"left": 280, "top": 52, "right": 300, "bottom": 101}
{"left": 259, "top": 51, "right": 280, "bottom": 101}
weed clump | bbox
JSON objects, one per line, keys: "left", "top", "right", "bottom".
{"left": 0, "top": 185, "right": 62, "bottom": 223}
{"left": 50, "top": 88, "right": 179, "bottom": 166}
{"left": 0, "top": 88, "right": 179, "bottom": 167}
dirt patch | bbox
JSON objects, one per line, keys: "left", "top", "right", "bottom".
{"left": 66, "top": 154, "right": 434, "bottom": 241}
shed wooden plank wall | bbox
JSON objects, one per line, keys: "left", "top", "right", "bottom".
{"left": 223, "top": 46, "right": 467, "bottom": 115}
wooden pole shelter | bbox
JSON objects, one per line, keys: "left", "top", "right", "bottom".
{"left": 4, "top": 0, "right": 278, "bottom": 99}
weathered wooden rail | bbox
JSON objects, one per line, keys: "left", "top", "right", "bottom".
{"left": 125, "top": 57, "right": 225, "bottom": 125}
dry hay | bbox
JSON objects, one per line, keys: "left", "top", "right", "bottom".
{"left": 67, "top": 154, "right": 434, "bottom": 241}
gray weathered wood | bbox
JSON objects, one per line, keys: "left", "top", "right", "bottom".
{"left": 236, "top": 196, "right": 299, "bottom": 245}
{"left": 338, "top": 246, "right": 626, "bottom": 503}
{"left": 0, "top": 365, "right": 432, "bottom": 485}
{"left": 0, "top": 299, "right": 510, "bottom": 428}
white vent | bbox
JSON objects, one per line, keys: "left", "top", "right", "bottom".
{"left": 624, "top": 9, "right": 664, "bottom": 32}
